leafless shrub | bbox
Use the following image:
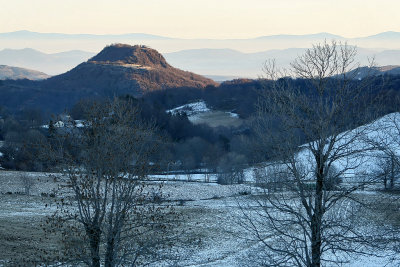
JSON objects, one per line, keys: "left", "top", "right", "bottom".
{"left": 19, "top": 173, "right": 35, "bottom": 195}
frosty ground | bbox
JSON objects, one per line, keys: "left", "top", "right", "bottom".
{"left": 0, "top": 170, "right": 398, "bottom": 266}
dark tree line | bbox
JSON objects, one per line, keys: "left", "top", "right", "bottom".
{"left": 2, "top": 73, "right": 400, "bottom": 174}
{"left": 0, "top": 106, "right": 49, "bottom": 171}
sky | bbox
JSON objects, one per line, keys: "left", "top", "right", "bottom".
{"left": 0, "top": 0, "right": 399, "bottom": 39}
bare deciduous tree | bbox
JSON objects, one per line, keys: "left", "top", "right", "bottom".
{"left": 374, "top": 155, "right": 399, "bottom": 190}
{"left": 239, "top": 41, "right": 384, "bottom": 266}
{"left": 217, "top": 152, "right": 246, "bottom": 185}
{"left": 47, "top": 98, "right": 176, "bottom": 267}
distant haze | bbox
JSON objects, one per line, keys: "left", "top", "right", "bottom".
{"left": 2, "top": 45, "right": 400, "bottom": 78}
{"left": 1, "top": 28, "right": 400, "bottom": 78}
{"left": 1, "top": 0, "right": 399, "bottom": 40}
{"left": 2, "top": 31, "right": 400, "bottom": 54}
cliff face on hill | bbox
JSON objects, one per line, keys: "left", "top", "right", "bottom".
{"left": 89, "top": 44, "right": 170, "bottom": 68}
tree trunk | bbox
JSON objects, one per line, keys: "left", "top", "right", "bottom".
{"left": 87, "top": 226, "right": 101, "bottom": 267}
{"left": 105, "top": 237, "right": 115, "bottom": 267}
{"left": 311, "top": 165, "right": 324, "bottom": 267}
{"left": 384, "top": 175, "right": 387, "bottom": 189}
{"left": 390, "top": 157, "right": 395, "bottom": 189}
{"left": 105, "top": 222, "right": 122, "bottom": 267}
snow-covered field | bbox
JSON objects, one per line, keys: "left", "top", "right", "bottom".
{"left": 0, "top": 170, "right": 398, "bottom": 266}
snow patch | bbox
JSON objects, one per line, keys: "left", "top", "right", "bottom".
{"left": 167, "top": 101, "right": 210, "bottom": 116}
{"left": 226, "top": 111, "right": 239, "bottom": 118}
{"left": 166, "top": 101, "right": 240, "bottom": 123}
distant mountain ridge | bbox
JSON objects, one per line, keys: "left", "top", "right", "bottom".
{"left": 255, "top": 32, "right": 343, "bottom": 40}
{"left": 0, "top": 44, "right": 217, "bottom": 114}
{"left": 2, "top": 30, "right": 400, "bottom": 53}
{"left": 0, "top": 48, "right": 94, "bottom": 75}
{"left": 359, "top": 31, "right": 400, "bottom": 39}
{"left": 3, "top": 46, "right": 400, "bottom": 79}
{"left": 0, "top": 65, "right": 49, "bottom": 80}
{"left": 346, "top": 65, "right": 400, "bottom": 80}
{"left": 2, "top": 30, "right": 400, "bottom": 40}
{"left": 165, "top": 48, "right": 400, "bottom": 78}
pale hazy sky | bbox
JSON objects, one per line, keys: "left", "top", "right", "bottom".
{"left": 1, "top": 0, "right": 399, "bottom": 39}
